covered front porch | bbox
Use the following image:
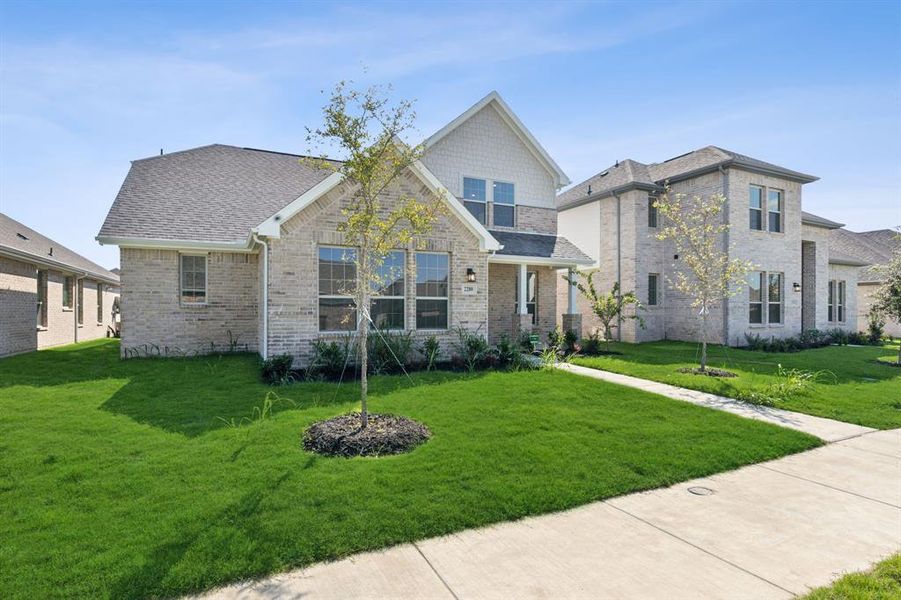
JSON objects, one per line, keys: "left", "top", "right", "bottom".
{"left": 486, "top": 230, "right": 593, "bottom": 344}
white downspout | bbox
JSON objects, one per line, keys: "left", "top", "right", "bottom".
{"left": 252, "top": 233, "right": 269, "bottom": 359}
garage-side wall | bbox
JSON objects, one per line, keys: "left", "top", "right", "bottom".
{"left": 0, "top": 255, "right": 38, "bottom": 356}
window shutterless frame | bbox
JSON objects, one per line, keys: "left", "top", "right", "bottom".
{"left": 370, "top": 250, "right": 406, "bottom": 330}
{"left": 748, "top": 271, "right": 764, "bottom": 324}
{"left": 96, "top": 283, "right": 104, "bottom": 324}
{"left": 318, "top": 246, "right": 358, "bottom": 333}
{"left": 767, "top": 272, "right": 783, "bottom": 324}
{"left": 514, "top": 269, "right": 538, "bottom": 325}
{"left": 767, "top": 189, "right": 783, "bottom": 233}
{"left": 837, "top": 280, "right": 846, "bottom": 322}
{"left": 462, "top": 177, "right": 487, "bottom": 226}
{"left": 36, "top": 270, "right": 48, "bottom": 328}
{"left": 179, "top": 253, "right": 208, "bottom": 305}
{"left": 749, "top": 185, "right": 764, "bottom": 231}
{"left": 648, "top": 273, "right": 659, "bottom": 305}
{"left": 492, "top": 180, "right": 515, "bottom": 228}
{"left": 828, "top": 280, "right": 835, "bottom": 322}
{"left": 648, "top": 196, "right": 658, "bottom": 228}
{"left": 415, "top": 251, "right": 449, "bottom": 330}
{"left": 77, "top": 279, "right": 84, "bottom": 325}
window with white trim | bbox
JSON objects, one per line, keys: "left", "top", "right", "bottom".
{"left": 648, "top": 273, "right": 659, "bottom": 306}
{"left": 492, "top": 181, "right": 515, "bottom": 227}
{"left": 515, "top": 270, "right": 537, "bottom": 325}
{"left": 180, "top": 255, "right": 207, "bottom": 305}
{"left": 767, "top": 272, "right": 783, "bottom": 324}
{"left": 749, "top": 185, "right": 764, "bottom": 230}
{"left": 96, "top": 283, "right": 104, "bottom": 323}
{"left": 63, "top": 276, "right": 74, "bottom": 309}
{"left": 648, "top": 196, "right": 658, "bottom": 228}
{"left": 462, "top": 177, "right": 487, "bottom": 225}
{"left": 768, "top": 189, "right": 783, "bottom": 233}
{"left": 371, "top": 251, "right": 405, "bottom": 330}
{"left": 829, "top": 279, "right": 846, "bottom": 322}
{"left": 318, "top": 246, "right": 357, "bottom": 332}
{"left": 748, "top": 271, "right": 764, "bottom": 324}
{"left": 416, "top": 252, "right": 448, "bottom": 329}
{"left": 36, "top": 270, "right": 48, "bottom": 328}
{"left": 77, "top": 280, "right": 84, "bottom": 325}
{"left": 838, "top": 280, "right": 845, "bottom": 322}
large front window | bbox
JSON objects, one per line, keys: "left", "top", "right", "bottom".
{"left": 463, "top": 177, "right": 486, "bottom": 225}
{"left": 371, "top": 251, "right": 405, "bottom": 330}
{"left": 318, "top": 247, "right": 357, "bottom": 331}
{"left": 180, "top": 255, "right": 207, "bottom": 305}
{"left": 416, "top": 252, "right": 448, "bottom": 329}
{"left": 492, "top": 181, "right": 515, "bottom": 227}
{"left": 767, "top": 272, "right": 783, "bottom": 324}
{"left": 515, "top": 270, "right": 537, "bottom": 325}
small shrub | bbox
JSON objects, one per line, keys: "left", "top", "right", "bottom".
{"left": 308, "top": 336, "right": 354, "bottom": 380}
{"left": 260, "top": 354, "right": 294, "bottom": 385}
{"left": 563, "top": 329, "right": 581, "bottom": 355}
{"left": 867, "top": 311, "right": 886, "bottom": 344}
{"left": 450, "top": 327, "right": 490, "bottom": 372}
{"left": 367, "top": 328, "right": 414, "bottom": 375}
{"left": 826, "top": 327, "right": 850, "bottom": 346}
{"left": 519, "top": 331, "right": 534, "bottom": 353}
{"left": 547, "top": 327, "right": 564, "bottom": 350}
{"left": 738, "top": 364, "right": 834, "bottom": 406}
{"left": 581, "top": 331, "right": 603, "bottom": 355}
{"left": 493, "top": 334, "right": 519, "bottom": 369}
{"left": 417, "top": 335, "right": 441, "bottom": 371}
{"left": 538, "top": 346, "right": 561, "bottom": 369}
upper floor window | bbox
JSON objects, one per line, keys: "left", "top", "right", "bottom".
{"left": 371, "top": 251, "right": 405, "bottom": 330}
{"left": 180, "top": 254, "right": 207, "bottom": 305}
{"left": 416, "top": 252, "right": 449, "bottom": 329}
{"left": 462, "top": 177, "right": 487, "bottom": 225}
{"left": 492, "top": 181, "right": 515, "bottom": 227}
{"left": 749, "top": 185, "right": 764, "bottom": 230}
{"left": 36, "top": 270, "right": 48, "bottom": 328}
{"left": 63, "top": 276, "right": 74, "bottom": 309}
{"left": 648, "top": 196, "right": 658, "bottom": 228}
{"left": 768, "top": 189, "right": 783, "bottom": 233}
{"left": 318, "top": 246, "right": 357, "bottom": 332}
{"left": 648, "top": 273, "right": 659, "bottom": 306}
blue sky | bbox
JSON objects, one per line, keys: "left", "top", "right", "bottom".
{"left": 1, "top": 0, "right": 899, "bottom": 268}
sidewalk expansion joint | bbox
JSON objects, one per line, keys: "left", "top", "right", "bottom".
{"left": 413, "top": 542, "right": 460, "bottom": 600}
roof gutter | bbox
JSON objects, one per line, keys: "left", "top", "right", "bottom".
{"left": 558, "top": 181, "right": 663, "bottom": 212}
{"left": 0, "top": 244, "right": 120, "bottom": 285}
{"left": 96, "top": 235, "right": 255, "bottom": 253}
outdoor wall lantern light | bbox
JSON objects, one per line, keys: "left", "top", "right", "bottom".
{"left": 793, "top": 282, "right": 802, "bottom": 293}
{"left": 466, "top": 268, "right": 477, "bottom": 283}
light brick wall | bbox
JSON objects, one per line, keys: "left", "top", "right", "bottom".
{"left": 422, "top": 103, "right": 558, "bottom": 214}
{"left": 859, "top": 282, "right": 901, "bottom": 336}
{"left": 486, "top": 205, "right": 557, "bottom": 235}
{"left": 725, "top": 168, "right": 803, "bottom": 345}
{"left": 800, "top": 223, "right": 831, "bottom": 330}
{"left": 0, "top": 256, "right": 38, "bottom": 356}
{"left": 120, "top": 248, "right": 258, "bottom": 356}
{"left": 267, "top": 170, "right": 489, "bottom": 366}
{"left": 826, "top": 264, "right": 860, "bottom": 332}
{"left": 488, "top": 263, "right": 557, "bottom": 344}
{"left": 76, "top": 280, "right": 120, "bottom": 343}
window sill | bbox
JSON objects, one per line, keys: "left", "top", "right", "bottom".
{"left": 37, "top": 326, "right": 48, "bottom": 332}
{"left": 748, "top": 324, "right": 767, "bottom": 328}
{"left": 62, "top": 308, "right": 74, "bottom": 312}
{"left": 77, "top": 324, "right": 84, "bottom": 328}
{"left": 180, "top": 303, "right": 208, "bottom": 308}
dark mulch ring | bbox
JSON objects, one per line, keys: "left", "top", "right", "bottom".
{"left": 303, "top": 412, "right": 432, "bottom": 457}
{"left": 677, "top": 366, "right": 738, "bottom": 378}
{"left": 875, "top": 358, "right": 901, "bottom": 368}
{"left": 584, "top": 350, "right": 623, "bottom": 356}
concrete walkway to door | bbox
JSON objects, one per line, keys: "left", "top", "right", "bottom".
{"left": 198, "top": 428, "right": 900, "bottom": 599}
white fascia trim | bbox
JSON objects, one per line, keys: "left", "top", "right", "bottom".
{"left": 254, "top": 171, "right": 345, "bottom": 238}
{"left": 422, "top": 91, "right": 571, "bottom": 188}
{"left": 408, "top": 160, "right": 500, "bottom": 252}
{"left": 95, "top": 236, "right": 255, "bottom": 252}
{"left": 0, "top": 245, "right": 120, "bottom": 285}
{"left": 488, "top": 254, "right": 594, "bottom": 268}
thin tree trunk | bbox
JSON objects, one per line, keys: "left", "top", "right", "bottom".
{"left": 699, "top": 310, "right": 708, "bottom": 372}
{"left": 358, "top": 251, "right": 369, "bottom": 429}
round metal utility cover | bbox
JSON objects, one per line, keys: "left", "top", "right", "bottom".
{"left": 687, "top": 486, "right": 715, "bottom": 496}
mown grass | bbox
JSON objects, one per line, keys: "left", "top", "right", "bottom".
{"left": 0, "top": 339, "right": 819, "bottom": 599}
{"left": 800, "top": 553, "right": 901, "bottom": 599}
{"left": 573, "top": 340, "right": 901, "bottom": 429}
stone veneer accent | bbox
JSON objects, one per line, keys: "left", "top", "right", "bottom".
{"left": 0, "top": 255, "right": 119, "bottom": 356}
{"left": 119, "top": 249, "right": 258, "bottom": 356}
{"left": 266, "top": 170, "right": 489, "bottom": 366}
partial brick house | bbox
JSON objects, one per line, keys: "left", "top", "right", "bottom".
{"left": 556, "top": 147, "right": 866, "bottom": 345}
{"left": 97, "top": 92, "right": 591, "bottom": 362}
{"left": 1, "top": 213, "right": 120, "bottom": 357}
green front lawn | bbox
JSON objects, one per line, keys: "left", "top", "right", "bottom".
{"left": 573, "top": 340, "right": 901, "bottom": 429}
{"left": 0, "top": 340, "right": 819, "bottom": 599}
{"left": 800, "top": 553, "right": 901, "bottom": 599}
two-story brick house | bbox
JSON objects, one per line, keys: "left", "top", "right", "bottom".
{"left": 98, "top": 92, "right": 591, "bottom": 362}
{"left": 557, "top": 146, "right": 864, "bottom": 346}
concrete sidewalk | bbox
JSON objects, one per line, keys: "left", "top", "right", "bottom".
{"left": 199, "top": 429, "right": 900, "bottom": 600}
{"left": 556, "top": 362, "right": 875, "bottom": 442}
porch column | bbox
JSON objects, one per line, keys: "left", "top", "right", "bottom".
{"left": 513, "top": 262, "right": 532, "bottom": 336}
{"left": 562, "top": 268, "right": 583, "bottom": 340}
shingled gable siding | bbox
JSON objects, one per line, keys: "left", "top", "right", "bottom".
{"left": 266, "top": 169, "right": 489, "bottom": 366}
{"left": 119, "top": 249, "right": 258, "bottom": 356}
{"left": 0, "top": 255, "right": 38, "bottom": 356}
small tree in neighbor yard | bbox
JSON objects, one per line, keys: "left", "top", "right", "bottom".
{"left": 870, "top": 230, "right": 901, "bottom": 364}
{"left": 564, "top": 273, "right": 644, "bottom": 353}
{"left": 653, "top": 188, "right": 754, "bottom": 372}
{"left": 306, "top": 82, "right": 445, "bottom": 427}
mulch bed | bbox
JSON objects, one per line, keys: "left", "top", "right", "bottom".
{"left": 303, "top": 412, "right": 431, "bottom": 457}
{"left": 677, "top": 366, "right": 737, "bottom": 378}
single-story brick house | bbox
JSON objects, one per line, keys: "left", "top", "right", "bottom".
{"left": 98, "top": 92, "right": 592, "bottom": 363}
{"left": 0, "top": 213, "right": 120, "bottom": 357}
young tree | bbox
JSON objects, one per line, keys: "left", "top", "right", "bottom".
{"left": 564, "top": 273, "right": 644, "bottom": 353}
{"left": 306, "top": 82, "right": 445, "bottom": 427}
{"left": 870, "top": 232, "right": 901, "bottom": 364}
{"left": 653, "top": 188, "right": 754, "bottom": 372}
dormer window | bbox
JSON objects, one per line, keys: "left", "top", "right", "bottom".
{"left": 492, "top": 181, "right": 515, "bottom": 227}
{"left": 462, "top": 177, "right": 487, "bottom": 225}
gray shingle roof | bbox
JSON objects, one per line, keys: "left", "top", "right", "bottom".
{"left": 489, "top": 230, "right": 593, "bottom": 264}
{"left": 559, "top": 146, "right": 817, "bottom": 212}
{"left": 802, "top": 211, "right": 845, "bottom": 229}
{"left": 830, "top": 228, "right": 898, "bottom": 282}
{"left": 557, "top": 159, "right": 659, "bottom": 210}
{"left": 98, "top": 144, "right": 338, "bottom": 244}
{"left": 1, "top": 213, "right": 119, "bottom": 283}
